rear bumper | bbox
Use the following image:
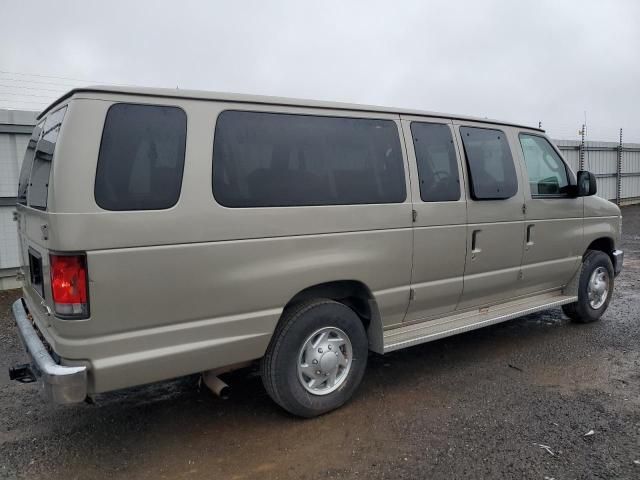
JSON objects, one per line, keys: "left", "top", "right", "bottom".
{"left": 612, "top": 249, "right": 624, "bottom": 276}
{"left": 11, "top": 299, "right": 87, "bottom": 404}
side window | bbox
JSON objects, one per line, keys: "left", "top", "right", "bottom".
{"left": 95, "top": 103, "right": 187, "bottom": 211}
{"left": 17, "top": 120, "right": 44, "bottom": 205}
{"left": 459, "top": 126, "right": 518, "bottom": 200}
{"left": 410, "top": 122, "right": 460, "bottom": 202}
{"left": 26, "top": 107, "right": 67, "bottom": 210}
{"left": 519, "top": 134, "right": 569, "bottom": 196}
{"left": 212, "top": 110, "right": 406, "bottom": 207}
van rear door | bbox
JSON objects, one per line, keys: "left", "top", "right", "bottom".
{"left": 16, "top": 105, "right": 68, "bottom": 303}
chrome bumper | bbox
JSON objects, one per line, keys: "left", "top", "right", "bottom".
{"left": 11, "top": 299, "right": 87, "bottom": 404}
{"left": 612, "top": 249, "right": 624, "bottom": 276}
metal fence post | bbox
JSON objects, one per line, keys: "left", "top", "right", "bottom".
{"left": 579, "top": 124, "right": 585, "bottom": 170}
{"left": 616, "top": 128, "right": 623, "bottom": 205}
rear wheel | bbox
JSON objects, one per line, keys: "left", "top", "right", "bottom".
{"left": 562, "top": 250, "right": 614, "bottom": 323}
{"left": 261, "top": 299, "right": 368, "bottom": 417}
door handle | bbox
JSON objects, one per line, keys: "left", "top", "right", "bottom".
{"left": 526, "top": 224, "right": 535, "bottom": 248}
{"left": 471, "top": 229, "right": 482, "bottom": 258}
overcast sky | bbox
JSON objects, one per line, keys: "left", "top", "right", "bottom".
{"left": 1, "top": 0, "right": 638, "bottom": 140}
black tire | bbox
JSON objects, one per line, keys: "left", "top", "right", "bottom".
{"left": 261, "top": 299, "right": 368, "bottom": 418}
{"left": 562, "top": 250, "right": 614, "bottom": 323}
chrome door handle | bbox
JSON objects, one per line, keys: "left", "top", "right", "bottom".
{"left": 526, "top": 224, "right": 535, "bottom": 248}
{"left": 471, "top": 229, "right": 482, "bottom": 259}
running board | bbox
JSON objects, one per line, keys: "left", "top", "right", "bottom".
{"left": 383, "top": 292, "right": 577, "bottom": 353}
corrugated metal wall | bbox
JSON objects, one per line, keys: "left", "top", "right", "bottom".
{"left": 0, "top": 109, "right": 36, "bottom": 288}
{"left": 0, "top": 107, "right": 639, "bottom": 290}
{"left": 622, "top": 146, "right": 640, "bottom": 200}
{"left": 555, "top": 140, "right": 640, "bottom": 203}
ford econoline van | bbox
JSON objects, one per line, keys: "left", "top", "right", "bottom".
{"left": 10, "top": 86, "right": 623, "bottom": 417}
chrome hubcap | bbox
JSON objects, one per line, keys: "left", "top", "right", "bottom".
{"left": 588, "top": 266, "right": 609, "bottom": 309}
{"left": 297, "top": 327, "right": 353, "bottom": 395}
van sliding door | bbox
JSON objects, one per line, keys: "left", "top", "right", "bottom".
{"left": 454, "top": 122, "right": 527, "bottom": 309}
{"left": 401, "top": 117, "right": 467, "bottom": 322}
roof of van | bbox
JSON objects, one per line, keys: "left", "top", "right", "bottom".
{"left": 40, "top": 85, "right": 544, "bottom": 132}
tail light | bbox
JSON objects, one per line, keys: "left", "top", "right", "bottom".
{"left": 49, "top": 254, "right": 89, "bottom": 318}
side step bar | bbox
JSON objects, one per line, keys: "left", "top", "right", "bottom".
{"left": 383, "top": 292, "right": 577, "bottom": 353}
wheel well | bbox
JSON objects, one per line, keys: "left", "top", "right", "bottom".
{"left": 285, "top": 280, "right": 375, "bottom": 328}
{"left": 586, "top": 237, "right": 614, "bottom": 262}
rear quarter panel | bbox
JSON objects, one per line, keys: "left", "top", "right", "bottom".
{"left": 42, "top": 94, "right": 413, "bottom": 392}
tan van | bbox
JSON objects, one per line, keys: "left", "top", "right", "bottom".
{"left": 10, "top": 86, "right": 623, "bottom": 417}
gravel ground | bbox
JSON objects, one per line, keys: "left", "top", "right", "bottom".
{"left": 1, "top": 205, "right": 639, "bottom": 480}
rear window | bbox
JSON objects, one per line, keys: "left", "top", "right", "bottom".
{"left": 212, "top": 110, "right": 406, "bottom": 207}
{"left": 95, "top": 103, "right": 187, "bottom": 211}
{"left": 459, "top": 126, "right": 518, "bottom": 200}
{"left": 17, "top": 106, "right": 67, "bottom": 210}
{"left": 17, "top": 120, "right": 44, "bottom": 205}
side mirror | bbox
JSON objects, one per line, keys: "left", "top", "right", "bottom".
{"left": 576, "top": 170, "right": 597, "bottom": 197}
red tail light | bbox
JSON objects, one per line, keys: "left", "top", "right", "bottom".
{"left": 50, "top": 254, "right": 89, "bottom": 318}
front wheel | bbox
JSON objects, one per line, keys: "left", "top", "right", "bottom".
{"left": 261, "top": 299, "right": 368, "bottom": 417}
{"left": 562, "top": 250, "right": 614, "bottom": 323}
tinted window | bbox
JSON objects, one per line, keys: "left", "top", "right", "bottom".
{"left": 212, "top": 111, "right": 406, "bottom": 207}
{"left": 17, "top": 120, "right": 44, "bottom": 205}
{"left": 411, "top": 122, "right": 460, "bottom": 202}
{"left": 460, "top": 126, "right": 518, "bottom": 200}
{"left": 95, "top": 104, "right": 187, "bottom": 211}
{"left": 519, "top": 134, "right": 569, "bottom": 196}
{"left": 22, "top": 107, "right": 67, "bottom": 210}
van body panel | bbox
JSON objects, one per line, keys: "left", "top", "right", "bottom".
{"left": 22, "top": 283, "right": 280, "bottom": 393}
{"left": 40, "top": 204, "right": 414, "bottom": 251}
{"left": 583, "top": 194, "right": 621, "bottom": 251}
{"left": 583, "top": 216, "right": 619, "bottom": 250}
{"left": 582, "top": 196, "right": 621, "bottom": 252}
{"left": 44, "top": 99, "right": 414, "bottom": 249}
{"left": 15, "top": 99, "right": 74, "bottom": 321}
{"left": 81, "top": 228, "right": 412, "bottom": 339}
{"left": 511, "top": 132, "right": 585, "bottom": 295}
{"left": 452, "top": 122, "right": 528, "bottom": 309}
{"left": 16, "top": 92, "right": 415, "bottom": 393}
{"left": 518, "top": 199, "right": 583, "bottom": 295}
{"left": 40, "top": 86, "right": 546, "bottom": 132}
{"left": 47, "top": 98, "right": 107, "bottom": 214}
{"left": 584, "top": 194, "right": 622, "bottom": 219}
{"left": 400, "top": 117, "right": 467, "bottom": 321}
